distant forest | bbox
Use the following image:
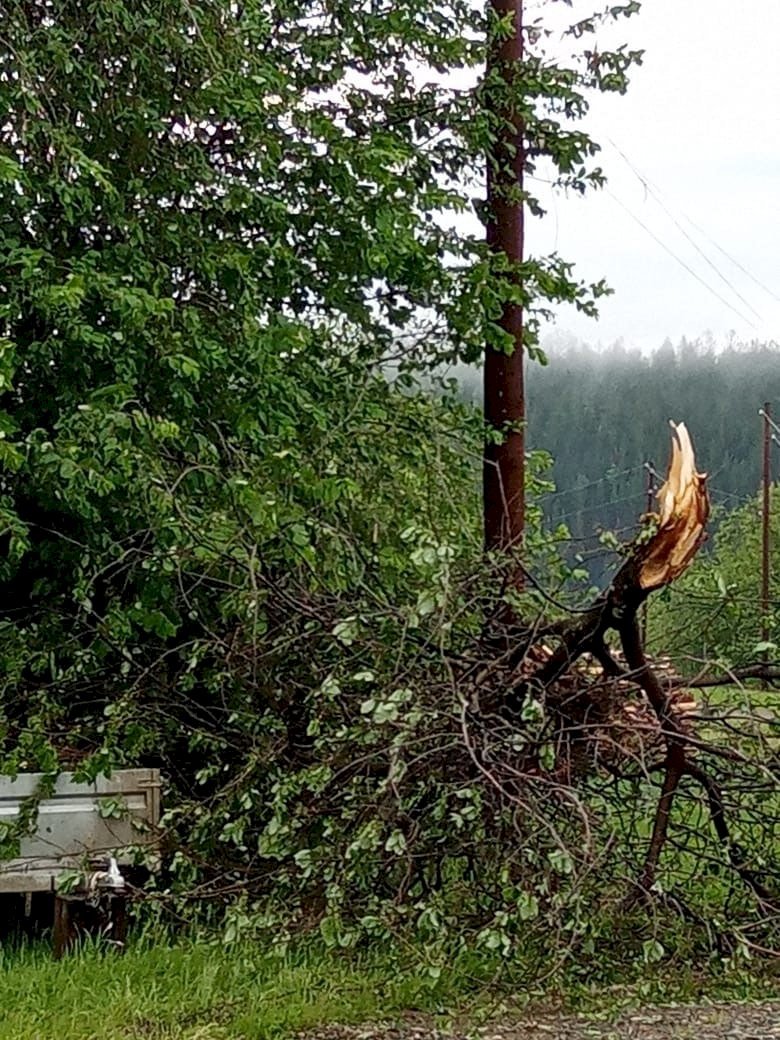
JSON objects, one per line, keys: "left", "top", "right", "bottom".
{"left": 457, "top": 336, "right": 780, "bottom": 580}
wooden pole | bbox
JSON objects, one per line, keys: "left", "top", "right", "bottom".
{"left": 483, "top": 0, "right": 525, "bottom": 576}
{"left": 641, "top": 461, "right": 656, "bottom": 645}
{"left": 645, "top": 463, "right": 656, "bottom": 516}
{"left": 761, "top": 403, "right": 772, "bottom": 649}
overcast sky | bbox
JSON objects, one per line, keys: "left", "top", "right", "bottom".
{"left": 531, "top": 0, "right": 780, "bottom": 352}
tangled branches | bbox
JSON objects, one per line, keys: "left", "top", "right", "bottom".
{"left": 2, "top": 415, "right": 778, "bottom": 967}
{"left": 468, "top": 422, "right": 779, "bottom": 943}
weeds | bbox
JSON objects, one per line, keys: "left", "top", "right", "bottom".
{"left": 0, "top": 936, "right": 777, "bottom": 1040}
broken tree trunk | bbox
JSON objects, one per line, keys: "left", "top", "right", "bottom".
{"left": 469, "top": 420, "right": 776, "bottom": 906}
{"left": 635, "top": 421, "right": 710, "bottom": 592}
{"left": 505, "top": 422, "right": 775, "bottom": 896}
{"left": 511, "top": 421, "right": 709, "bottom": 698}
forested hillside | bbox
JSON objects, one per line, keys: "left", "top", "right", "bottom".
{"left": 460, "top": 337, "right": 780, "bottom": 577}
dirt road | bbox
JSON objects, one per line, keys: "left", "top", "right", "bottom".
{"left": 301, "top": 1002, "right": 780, "bottom": 1040}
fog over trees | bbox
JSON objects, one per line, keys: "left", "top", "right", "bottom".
{"left": 457, "top": 335, "right": 780, "bottom": 580}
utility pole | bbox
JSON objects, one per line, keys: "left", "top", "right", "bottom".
{"left": 645, "top": 460, "right": 657, "bottom": 519}
{"left": 761, "top": 403, "right": 772, "bottom": 650}
{"left": 483, "top": 0, "right": 525, "bottom": 578}
{"left": 641, "top": 461, "right": 656, "bottom": 645}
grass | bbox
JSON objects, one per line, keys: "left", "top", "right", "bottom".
{"left": 0, "top": 940, "right": 413, "bottom": 1040}
{"left": 0, "top": 936, "right": 778, "bottom": 1040}
{"left": 0, "top": 939, "right": 505, "bottom": 1040}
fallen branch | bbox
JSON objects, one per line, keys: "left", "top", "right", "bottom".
{"left": 676, "top": 662, "right": 780, "bottom": 689}
{"left": 684, "top": 760, "right": 775, "bottom": 905}
{"left": 506, "top": 423, "right": 775, "bottom": 904}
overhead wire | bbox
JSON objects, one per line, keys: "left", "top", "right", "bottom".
{"left": 607, "top": 138, "right": 764, "bottom": 323}
{"left": 523, "top": 149, "right": 772, "bottom": 595}
{"left": 681, "top": 215, "right": 780, "bottom": 306}
{"left": 555, "top": 489, "right": 645, "bottom": 524}
{"left": 541, "top": 463, "right": 643, "bottom": 500}
{"left": 545, "top": 479, "right": 757, "bottom": 550}
{"left": 709, "top": 486, "right": 751, "bottom": 505}
{"left": 535, "top": 137, "right": 771, "bottom": 327}
{"left": 605, "top": 188, "right": 758, "bottom": 330}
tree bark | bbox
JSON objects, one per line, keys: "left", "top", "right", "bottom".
{"left": 484, "top": 0, "right": 526, "bottom": 568}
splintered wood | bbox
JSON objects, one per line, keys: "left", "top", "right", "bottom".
{"left": 637, "top": 421, "right": 710, "bottom": 592}
{"left": 504, "top": 419, "right": 709, "bottom": 783}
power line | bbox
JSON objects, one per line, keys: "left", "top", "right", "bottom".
{"left": 709, "top": 486, "right": 751, "bottom": 504}
{"left": 666, "top": 585, "right": 780, "bottom": 609}
{"left": 552, "top": 482, "right": 752, "bottom": 525}
{"left": 556, "top": 489, "right": 645, "bottom": 524}
{"left": 682, "top": 215, "right": 780, "bottom": 306}
{"left": 542, "top": 464, "right": 643, "bottom": 500}
{"left": 606, "top": 188, "right": 758, "bottom": 330}
{"left": 608, "top": 139, "right": 764, "bottom": 323}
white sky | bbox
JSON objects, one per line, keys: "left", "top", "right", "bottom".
{"left": 532, "top": 0, "right": 780, "bottom": 352}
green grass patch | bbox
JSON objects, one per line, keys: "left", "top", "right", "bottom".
{"left": 0, "top": 940, "right": 477, "bottom": 1040}
{"left": 0, "top": 937, "right": 778, "bottom": 1040}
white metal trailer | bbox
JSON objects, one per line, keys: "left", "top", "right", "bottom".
{"left": 0, "top": 768, "right": 161, "bottom": 954}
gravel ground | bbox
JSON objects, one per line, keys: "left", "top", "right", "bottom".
{"left": 298, "top": 1003, "right": 780, "bottom": 1040}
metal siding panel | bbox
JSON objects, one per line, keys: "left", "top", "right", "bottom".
{"left": 0, "top": 769, "right": 161, "bottom": 893}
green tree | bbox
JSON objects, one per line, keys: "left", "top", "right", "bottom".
{"left": 0, "top": 0, "right": 644, "bottom": 757}
{"left": 0, "top": 0, "right": 664, "bottom": 956}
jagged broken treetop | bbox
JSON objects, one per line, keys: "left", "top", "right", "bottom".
{"left": 638, "top": 421, "right": 710, "bottom": 592}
